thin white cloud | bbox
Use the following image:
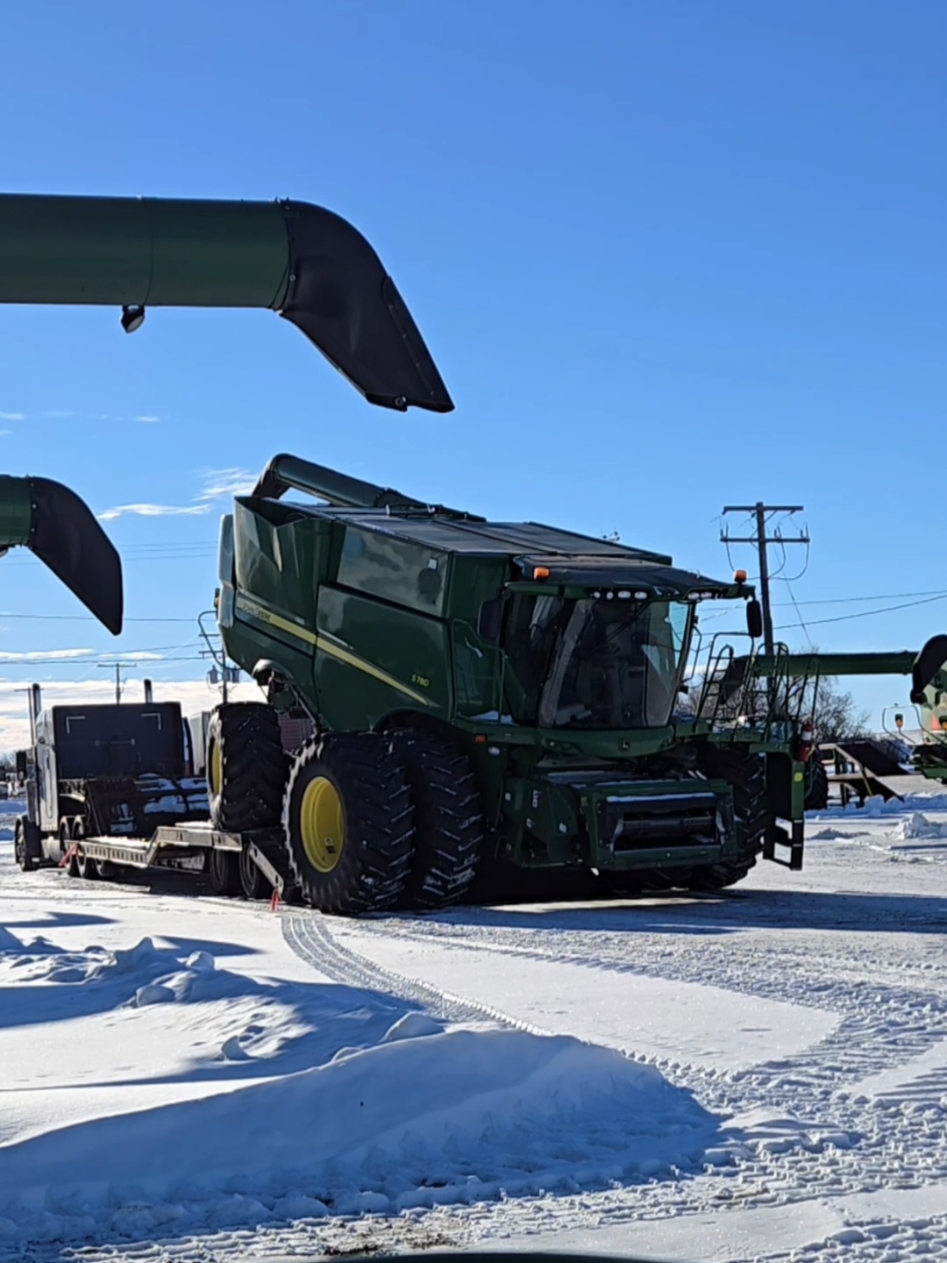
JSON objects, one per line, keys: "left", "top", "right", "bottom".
{"left": 0, "top": 430, "right": 11, "bottom": 437}
{"left": 0, "top": 648, "right": 92, "bottom": 662}
{"left": 97, "top": 503, "right": 211, "bottom": 522}
{"left": 197, "top": 467, "right": 257, "bottom": 501}
{"left": 111, "top": 651, "right": 165, "bottom": 661}
{"left": 0, "top": 411, "right": 25, "bottom": 421}
{"left": 44, "top": 409, "right": 75, "bottom": 419}
{"left": 136, "top": 415, "right": 160, "bottom": 424}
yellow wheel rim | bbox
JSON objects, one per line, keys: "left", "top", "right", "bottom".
{"left": 299, "top": 776, "right": 345, "bottom": 873}
{"left": 209, "top": 740, "right": 223, "bottom": 797}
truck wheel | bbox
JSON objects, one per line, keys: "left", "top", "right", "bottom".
{"left": 61, "top": 819, "right": 80, "bottom": 877}
{"left": 207, "top": 703, "right": 287, "bottom": 832}
{"left": 14, "top": 817, "right": 35, "bottom": 872}
{"left": 73, "top": 821, "right": 98, "bottom": 881}
{"left": 239, "top": 844, "right": 271, "bottom": 900}
{"left": 208, "top": 847, "right": 242, "bottom": 897}
{"left": 804, "top": 757, "right": 830, "bottom": 811}
{"left": 390, "top": 729, "right": 483, "bottom": 909}
{"left": 282, "top": 734, "right": 414, "bottom": 914}
{"left": 687, "top": 748, "right": 768, "bottom": 891}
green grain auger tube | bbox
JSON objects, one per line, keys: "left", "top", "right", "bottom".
{"left": 0, "top": 474, "right": 122, "bottom": 633}
{"left": 207, "top": 454, "right": 812, "bottom": 915}
{"left": 0, "top": 193, "right": 452, "bottom": 413}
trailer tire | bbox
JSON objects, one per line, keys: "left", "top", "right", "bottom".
{"left": 389, "top": 729, "right": 483, "bottom": 909}
{"left": 14, "top": 817, "right": 36, "bottom": 872}
{"left": 208, "top": 847, "right": 242, "bottom": 897}
{"left": 207, "top": 703, "right": 287, "bottom": 833}
{"left": 73, "top": 820, "right": 99, "bottom": 880}
{"left": 282, "top": 734, "right": 414, "bottom": 914}
{"left": 804, "top": 756, "right": 830, "bottom": 811}
{"left": 687, "top": 748, "right": 768, "bottom": 891}
{"left": 239, "top": 845, "right": 271, "bottom": 900}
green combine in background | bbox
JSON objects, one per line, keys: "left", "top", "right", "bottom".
{"left": 0, "top": 474, "right": 122, "bottom": 633}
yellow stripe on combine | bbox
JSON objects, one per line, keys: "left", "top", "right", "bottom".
{"left": 234, "top": 594, "right": 433, "bottom": 707}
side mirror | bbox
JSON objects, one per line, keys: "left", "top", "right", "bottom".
{"left": 477, "top": 597, "right": 503, "bottom": 643}
{"left": 15, "top": 751, "right": 26, "bottom": 777}
{"left": 746, "top": 599, "right": 763, "bottom": 640}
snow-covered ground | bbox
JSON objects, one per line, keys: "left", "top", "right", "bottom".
{"left": 2, "top": 784, "right": 947, "bottom": 1262}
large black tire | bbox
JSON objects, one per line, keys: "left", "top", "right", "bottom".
{"left": 14, "top": 817, "right": 36, "bottom": 872}
{"left": 804, "top": 757, "right": 830, "bottom": 811}
{"left": 686, "top": 747, "right": 768, "bottom": 891}
{"left": 207, "top": 703, "right": 288, "bottom": 832}
{"left": 282, "top": 734, "right": 414, "bottom": 915}
{"left": 390, "top": 729, "right": 483, "bottom": 910}
{"left": 208, "top": 847, "right": 242, "bottom": 897}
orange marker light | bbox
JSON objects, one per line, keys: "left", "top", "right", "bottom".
{"left": 474, "top": 734, "right": 487, "bottom": 744}
{"left": 734, "top": 569, "right": 747, "bottom": 583}
{"left": 533, "top": 566, "right": 551, "bottom": 580}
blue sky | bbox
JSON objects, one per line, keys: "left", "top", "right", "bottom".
{"left": 0, "top": 0, "right": 943, "bottom": 733}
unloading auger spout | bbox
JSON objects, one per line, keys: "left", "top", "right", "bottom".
{"left": 0, "top": 194, "right": 453, "bottom": 413}
{"left": 0, "top": 476, "right": 123, "bottom": 634}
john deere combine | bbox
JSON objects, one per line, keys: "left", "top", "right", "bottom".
{"left": 205, "top": 453, "right": 815, "bottom": 913}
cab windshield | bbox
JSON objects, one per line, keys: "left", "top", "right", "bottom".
{"left": 503, "top": 594, "right": 693, "bottom": 729}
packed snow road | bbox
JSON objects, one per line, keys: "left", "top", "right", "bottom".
{"left": 2, "top": 787, "right": 947, "bottom": 1263}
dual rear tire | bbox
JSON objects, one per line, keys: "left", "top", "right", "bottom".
{"left": 206, "top": 703, "right": 484, "bottom": 914}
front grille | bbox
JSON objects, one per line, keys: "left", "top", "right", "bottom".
{"left": 598, "top": 789, "right": 724, "bottom": 850}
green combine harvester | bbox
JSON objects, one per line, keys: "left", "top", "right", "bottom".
{"left": 206, "top": 452, "right": 818, "bottom": 912}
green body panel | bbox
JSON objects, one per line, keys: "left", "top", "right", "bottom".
{"left": 314, "top": 586, "right": 449, "bottom": 727}
{"left": 0, "top": 195, "right": 288, "bottom": 307}
{"left": 219, "top": 453, "right": 809, "bottom": 876}
{"left": 0, "top": 476, "right": 33, "bottom": 548}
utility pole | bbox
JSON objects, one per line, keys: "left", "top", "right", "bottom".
{"left": 721, "top": 503, "right": 809, "bottom": 657}
{"left": 98, "top": 661, "right": 134, "bottom": 703}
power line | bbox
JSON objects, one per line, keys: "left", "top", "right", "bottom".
{"left": 774, "top": 591, "right": 947, "bottom": 630}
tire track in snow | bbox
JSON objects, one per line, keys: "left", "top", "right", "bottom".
{"left": 282, "top": 911, "right": 551, "bottom": 1034}
{"left": 289, "top": 910, "right": 947, "bottom": 1215}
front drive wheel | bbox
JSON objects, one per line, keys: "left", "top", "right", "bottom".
{"left": 390, "top": 729, "right": 483, "bottom": 910}
{"left": 687, "top": 747, "right": 768, "bottom": 891}
{"left": 282, "top": 734, "right": 414, "bottom": 915}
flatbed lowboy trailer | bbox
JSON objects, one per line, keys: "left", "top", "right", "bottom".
{"left": 67, "top": 822, "right": 299, "bottom": 902}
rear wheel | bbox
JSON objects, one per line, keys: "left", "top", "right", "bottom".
{"left": 390, "top": 729, "right": 483, "bottom": 910}
{"left": 687, "top": 747, "right": 768, "bottom": 891}
{"left": 14, "top": 817, "right": 35, "bottom": 872}
{"left": 207, "top": 703, "right": 287, "bottom": 832}
{"left": 208, "top": 847, "right": 241, "bottom": 897}
{"left": 282, "top": 734, "right": 414, "bottom": 914}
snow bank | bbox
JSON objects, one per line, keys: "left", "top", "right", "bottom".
{"left": 892, "top": 812, "right": 947, "bottom": 841}
{"left": 0, "top": 1025, "right": 723, "bottom": 1244}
